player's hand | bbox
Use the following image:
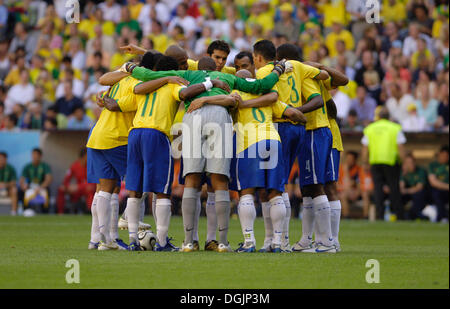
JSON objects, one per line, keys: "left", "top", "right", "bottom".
{"left": 231, "top": 92, "right": 244, "bottom": 108}
{"left": 285, "top": 60, "right": 293, "bottom": 73}
{"left": 303, "top": 61, "right": 324, "bottom": 70}
{"left": 187, "top": 98, "right": 206, "bottom": 113}
{"left": 96, "top": 91, "right": 106, "bottom": 107}
{"left": 119, "top": 44, "right": 146, "bottom": 55}
{"left": 272, "top": 59, "right": 287, "bottom": 75}
{"left": 119, "top": 62, "right": 137, "bottom": 73}
{"left": 212, "top": 78, "right": 231, "bottom": 93}
{"left": 167, "top": 76, "right": 189, "bottom": 86}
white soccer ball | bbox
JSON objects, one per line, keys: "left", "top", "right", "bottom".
{"left": 23, "top": 208, "right": 36, "bottom": 217}
{"left": 137, "top": 230, "right": 157, "bottom": 251}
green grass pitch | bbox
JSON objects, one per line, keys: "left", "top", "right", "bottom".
{"left": 0, "top": 215, "right": 448, "bottom": 289}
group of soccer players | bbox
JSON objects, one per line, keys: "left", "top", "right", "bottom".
{"left": 86, "top": 39, "right": 349, "bottom": 254}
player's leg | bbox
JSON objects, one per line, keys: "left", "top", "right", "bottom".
{"left": 258, "top": 189, "right": 273, "bottom": 252}
{"left": 294, "top": 128, "right": 335, "bottom": 253}
{"left": 236, "top": 188, "right": 257, "bottom": 252}
{"left": 210, "top": 173, "right": 232, "bottom": 252}
{"left": 87, "top": 148, "right": 101, "bottom": 249}
{"left": 109, "top": 186, "right": 127, "bottom": 250}
{"left": 205, "top": 184, "right": 218, "bottom": 251}
{"left": 267, "top": 189, "right": 286, "bottom": 253}
{"left": 324, "top": 148, "right": 342, "bottom": 251}
{"left": 181, "top": 173, "right": 202, "bottom": 251}
{"left": 96, "top": 178, "right": 118, "bottom": 249}
{"left": 8, "top": 182, "right": 18, "bottom": 216}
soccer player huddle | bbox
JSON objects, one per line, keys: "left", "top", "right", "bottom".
{"left": 87, "top": 39, "right": 348, "bottom": 254}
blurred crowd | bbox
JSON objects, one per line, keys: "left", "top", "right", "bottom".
{"left": 0, "top": 0, "right": 448, "bottom": 132}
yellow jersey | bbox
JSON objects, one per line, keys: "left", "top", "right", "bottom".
{"left": 86, "top": 76, "right": 140, "bottom": 150}
{"left": 187, "top": 59, "right": 237, "bottom": 75}
{"left": 232, "top": 91, "right": 289, "bottom": 154}
{"left": 119, "top": 83, "right": 185, "bottom": 140}
{"left": 321, "top": 77, "right": 343, "bottom": 151}
{"left": 302, "top": 78, "right": 330, "bottom": 131}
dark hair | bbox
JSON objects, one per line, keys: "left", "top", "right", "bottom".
{"left": 235, "top": 51, "right": 253, "bottom": 64}
{"left": 440, "top": 145, "right": 449, "bottom": 154}
{"left": 32, "top": 148, "right": 43, "bottom": 155}
{"left": 276, "top": 43, "right": 301, "bottom": 61}
{"left": 46, "top": 117, "right": 58, "bottom": 128}
{"left": 198, "top": 57, "right": 216, "bottom": 71}
{"left": 79, "top": 148, "right": 87, "bottom": 158}
{"left": 207, "top": 40, "right": 230, "bottom": 56}
{"left": 155, "top": 56, "right": 179, "bottom": 71}
{"left": 7, "top": 114, "right": 18, "bottom": 126}
{"left": 348, "top": 109, "right": 358, "bottom": 117}
{"left": 139, "top": 51, "right": 157, "bottom": 69}
{"left": 152, "top": 53, "right": 164, "bottom": 69}
{"left": 253, "top": 40, "right": 276, "bottom": 61}
{"left": 93, "top": 51, "right": 103, "bottom": 59}
{"left": 62, "top": 55, "right": 72, "bottom": 63}
{"left": 347, "top": 151, "right": 359, "bottom": 160}
{"left": 0, "top": 151, "right": 7, "bottom": 159}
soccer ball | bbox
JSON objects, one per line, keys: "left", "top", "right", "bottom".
{"left": 137, "top": 230, "right": 157, "bottom": 251}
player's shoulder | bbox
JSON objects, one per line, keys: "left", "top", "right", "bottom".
{"left": 221, "top": 66, "right": 236, "bottom": 75}
{"left": 256, "top": 64, "right": 274, "bottom": 79}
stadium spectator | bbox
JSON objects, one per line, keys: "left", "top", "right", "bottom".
{"left": 54, "top": 80, "right": 84, "bottom": 117}
{"left": 4, "top": 69, "right": 35, "bottom": 115}
{"left": 400, "top": 153, "right": 429, "bottom": 220}
{"left": 341, "top": 109, "right": 363, "bottom": 132}
{"left": 66, "top": 107, "right": 93, "bottom": 130}
{"left": 350, "top": 86, "right": 377, "bottom": 126}
{"left": 362, "top": 107, "right": 406, "bottom": 220}
{"left": 354, "top": 50, "right": 383, "bottom": 87}
{"left": 415, "top": 83, "right": 439, "bottom": 130}
{"left": 55, "top": 67, "right": 85, "bottom": 100}
{"left": 402, "top": 22, "right": 432, "bottom": 58}
{"left": 0, "top": 151, "right": 18, "bottom": 216}
{"left": 0, "top": 39, "right": 9, "bottom": 80}
{"left": 22, "top": 102, "right": 45, "bottom": 130}
{"left": 168, "top": 3, "right": 197, "bottom": 44}
{"left": 325, "top": 19, "right": 354, "bottom": 59}
{"left": 401, "top": 104, "right": 428, "bottom": 132}
{"left": 56, "top": 148, "right": 96, "bottom": 214}
{"left": 339, "top": 151, "right": 373, "bottom": 219}
{"left": 428, "top": 145, "right": 449, "bottom": 223}
{"left": 385, "top": 82, "right": 415, "bottom": 124}
{"left": 436, "top": 82, "right": 449, "bottom": 132}
{"left": 99, "top": 0, "right": 122, "bottom": 23}
{"left": 19, "top": 148, "right": 52, "bottom": 213}
{"left": 274, "top": 3, "right": 299, "bottom": 43}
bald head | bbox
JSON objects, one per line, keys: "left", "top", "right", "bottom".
{"left": 198, "top": 57, "right": 216, "bottom": 71}
{"left": 235, "top": 69, "right": 253, "bottom": 79}
{"left": 165, "top": 45, "right": 188, "bottom": 70}
{"left": 378, "top": 106, "right": 390, "bottom": 120}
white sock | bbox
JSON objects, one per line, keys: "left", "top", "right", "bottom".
{"left": 109, "top": 193, "right": 119, "bottom": 241}
{"left": 281, "top": 192, "right": 291, "bottom": 246}
{"left": 300, "top": 197, "right": 314, "bottom": 247}
{"left": 126, "top": 197, "right": 141, "bottom": 243}
{"left": 330, "top": 200, "right": 341, "bottom": 247}
{"left": 269, "top": 195, "right": 286, "bottom": 246}
{"left": 152, "top": 193, "right": 157, "bottom": 225}
{"left": 140, "top": 194, "right": 146, "bottom": 222}
{"left": 155, "top": 198, "right": 171, "bottom": 246}
{"left": 261, "top": 201, "right": 272, "bottom": 247}
{"left": 205, "top": 192, "right": 217, "bottom": 242}
{"left": 122, "top": 207, "right": 127, "bottom": 220}
{"left": 90, "top": 193, "right": 100, "bottom": 243}
{"left": 238, "top": 194, "right": 256, "bottom": 245}
{"left": 193, "top": 191, "right": 201, "bottom": 242}
{"left": 313, "top": 195, "right": 333, "bottom": 247}
{"left": 96, "top": 191, "right": 112, "bottom": 243}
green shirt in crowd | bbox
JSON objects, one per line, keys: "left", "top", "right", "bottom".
{"left": 428, "top": 161, "right": 449, "bottom": 184}
{"left": 401, "top": 166, "right": 428, "bottom": 188}
{"left": 0, "top": 164, "right": 17, "bottom": 183}
{"left": 131, "top": 67, "right": 279, "bottom": 111}
{"left": 21, "top": 162, "right": 51, "bottom": 185}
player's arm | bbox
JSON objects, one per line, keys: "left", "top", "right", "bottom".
{"left": 428, "top": 174, "right": 450, "bottom": 191}
{"left": 296, "top": 95, "right": 324, "bottom": 114}
{"left": 236, "top": 92, "right": 278, "bottom": 108}
{"left": 129, "top": 65, "right": 187, "bottom": 81}
{"left": 326, "top": 99, "right": 338, "bottom": 120}
{"left": 98, "top": 71, "right": 129, "bottom": 86}
{"left": 283, "top": 107, "right": 307, "bottom": 124}
{"left": 187, "top": 95, "right": 237, "bottom": 113}
{"left": 119, "top": 44, "right": 147, "bottom": 55}
{"left": 40, "top": 172, "right": 52, "bottom": 189}
{"left": 179, "top": 82, "right": 219, "bottom": 101}
{"left": 304, "top": 61, "right": 348, "bottom": 86}
{"left": 134, "top": 76, "right": 189, "bottom": 95}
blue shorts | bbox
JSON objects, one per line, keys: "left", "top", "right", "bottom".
{"left": 87, "top": 145, "right": 127, "bottom": 186}
{"left": 276, "top": 122, "right": 305, "bottom": 185}
{"left": 326, "top": 148, "right": 341, "bottom": 183}
{"left": 230, "top": 139, "right": 284, "bottom": 193}
{"left": 298, "top": 127, "right": 332, "bottom": 187}
{"left": 126, "top": 128, "right": 174, "bottom": 194}
{"left": 178, "top": 158, "right": 211, "bottom": 186}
